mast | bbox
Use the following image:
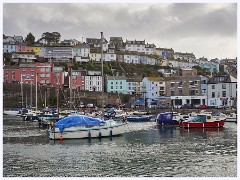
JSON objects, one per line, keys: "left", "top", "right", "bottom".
{"left": 21, "top": 74, "right": 23, "bottom": 110}
{"left": 35, "top": 74, "right": 38, "bottom": 112}
{"left": 100, "top": 32, "right": 104, "bottom": 108}
{"left": 56, "top": 73, "right": 60, "bottom": 115}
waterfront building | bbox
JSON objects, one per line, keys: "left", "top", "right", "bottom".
{"left": 85, "top": 70, "right": 103, "bottom": 92}
{"left": 106, "top": 76, "right": 127, "bottom": 94}
{"left": 166, "top": 75, "right": 207, "bottom": 108}
{"left": 207, "top": 74, "right": 237, "bottom": 108}
{"left": 126, "top": 76, "right": 143, "bottom": 95}
{"left": 69, "top": 70, "right": 86, "bottom": 90}
{"left": 142, "top": 77, "right": 167, "bottom": 107}
{"left": 51, "top": 66, "right": 65, "bottom": 87}
{"left": 3, "top": 65, "right": 19, "bottom": 83}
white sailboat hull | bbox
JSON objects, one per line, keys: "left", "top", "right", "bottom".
{"left": 3, "top": 110, "right": 20, "bottom": 115}
{"left": 48, "top": 123, "right": 126, "bottom": 139}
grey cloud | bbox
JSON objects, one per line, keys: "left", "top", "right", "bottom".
{"left": 3, "top": 3, "right": 237, "bottom": 59}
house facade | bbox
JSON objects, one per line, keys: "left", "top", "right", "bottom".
{"left": 207, "top": 74, "right": 237, "bottom": 108}
{"left": 125, "top": 40, "right": 145, "bottom": 53}
{"left": 107, "top": 76, "right": 127, "bottom": 94}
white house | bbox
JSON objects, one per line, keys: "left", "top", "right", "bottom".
{"left": 85, "top": 75, "right": 103, "bottom": 92}
{"left": 73, "top": 44, "right": 90, "bottom": 58}
{"left": 125, "top": 40, "right": 145, "bottom": 53}
{"left": 123, "top": 54, "right": 140, "bottom": 64}
{"left": 207, "top": 74, "right": 237, "bottom": 108}
{"left": 142, "top": 77, "right": 166, "bottom": 107}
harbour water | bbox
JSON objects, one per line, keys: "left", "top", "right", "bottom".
{"left": 3, "top": 115, "right": 237, "bottom": 177}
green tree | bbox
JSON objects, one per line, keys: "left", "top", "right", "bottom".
{"left": 52, "top": 32, "right": 61, "bottom": 44}
{"left": 25, "top": 32, "right": 35, "bottom": 46}
{"left": 41, "top": 32, "right": 61, "bottom": 45}
{"left": 193, "top": 65, "right": 206, "bottom": 75}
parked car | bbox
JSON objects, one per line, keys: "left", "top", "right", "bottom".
{"left": 180, "top": 104, "right": 195, "bottom": 109}
{"left": 196, "top": 105, "right": 208, "bottom": 109}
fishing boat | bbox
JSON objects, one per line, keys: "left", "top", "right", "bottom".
{"left": 179, "top": 113, "right": 225, "bottom": 128}
{"left": 48, "top": 115, "right": 126, "bottom": 139}
{"left": 156, "top": 112, "right": 179, "bottom": 126}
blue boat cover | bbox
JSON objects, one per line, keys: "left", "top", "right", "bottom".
{"left": 156, "top": 112, "right": 173, "bottom": 121}
{"left": 54, "top": 115, "right": 106, "bottom": 133}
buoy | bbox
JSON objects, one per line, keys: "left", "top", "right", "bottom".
{"left": 59, "top": 135, "right": 64, "bottom": 140}
{"left": 59, "top": 135, "right": 63, "bottom": 144}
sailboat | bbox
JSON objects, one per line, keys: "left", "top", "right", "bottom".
{"left": 48, "top": 32, "right": 126, "bottom": 139}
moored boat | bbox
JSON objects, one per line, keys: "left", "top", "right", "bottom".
{"left": 156, "top": 112, "right": 179, "bottom": 126}
{"left": 48, "top": 115, "right": 126, "bottom": 139}
{"left": 179, "top": 113, "right": 225, "bottom": 128}
{"left": 127, "top": 115, "right": 152, "bottom": 122}
{"left": 225, "top": 113, "right": 237, "bottom": 123}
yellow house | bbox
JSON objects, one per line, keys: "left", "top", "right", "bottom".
{"left": 33, "top": 46, "right": 42, "bottom": 55}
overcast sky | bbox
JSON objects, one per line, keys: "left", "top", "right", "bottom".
{"left": 3, "top": 2, "right": 237, "bottom": 60}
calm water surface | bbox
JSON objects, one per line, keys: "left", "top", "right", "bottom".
{"left": 3, "top": 115, "right": 237, "bottom": 177}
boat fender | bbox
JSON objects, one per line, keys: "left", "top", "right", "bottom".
{"left": 88, "top": 131, "right": 91, "bottom": 139}
{"left": 110, "top": 130, "right": 113, "bottom": 137}
{"left": 60, "top": 135, "right": 63, "bottom": 140}
{"left": 99, "top": 132, "right": 102, "bottom": 138}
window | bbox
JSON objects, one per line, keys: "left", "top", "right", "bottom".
{"left": 212, "top": 92, "right": 215, "bottom": 98}
{"left": 23, "top": 68, "right": 26, "bottom": 72}
{"left": 46, "top": 68, "right": 50, "bottom": 72}
{"left": 212, "top": 85, "right": 215, "bottom": 89}
{"left": 222, "top": 84, "right": 226, "bottom": 89}
{"left": 111, "top": 86, "right": 113, "bottom": 89}
{"left": 40, "top": 68, "right": 45, "bottom": 72}
{"left": 171, "top": 91, "right": 175, "bottom": 96}
{"left": 222, "top": 91, "right": 226, "bottom": 97}
{"left": 46, "top": 74, "right": 50, "bottom": 78}
{"left": 40, "top": 74, "right": 45, "bottom": 78}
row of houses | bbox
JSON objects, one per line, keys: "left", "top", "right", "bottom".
{"left": 3, "top": 63, "right": 237, "bottom": 108}
{"left": 4, "top": 34, "right": 236, "bottom": 75}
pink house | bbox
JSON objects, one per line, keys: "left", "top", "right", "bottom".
{"left": 16, "top": 43, "right": 34, "bottom": 53}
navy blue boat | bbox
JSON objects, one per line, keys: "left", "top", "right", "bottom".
{"left": 156, "top": 112, "right": 179, "bottom": 126}
{"left": 127, "top": 115, "right": 152, "bottom": 122}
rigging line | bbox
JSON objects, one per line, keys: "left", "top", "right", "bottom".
{"left": 60, "top": 87, "right": 68, "bottom": 109}
{"left": 109, "top": 61, "right": 122, "bottom": 106}
{"left": 38, "top": 84, "right": 45, "bottom": 108}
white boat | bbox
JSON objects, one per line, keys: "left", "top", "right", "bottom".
{"left": 3, "top": 109, "right": 20, "bottom": 115}
{"left": 48, "top": 115, "right": 126, "bottom": 139}
{"left": 225, "top": 113, "right": 237, "bottom": 123}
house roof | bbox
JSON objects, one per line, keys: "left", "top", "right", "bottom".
{"left": 207, "top": 74, "right": 235, "bottom": 84}
{"left": 107, "top": 76, "right": 126, "bottom": 80}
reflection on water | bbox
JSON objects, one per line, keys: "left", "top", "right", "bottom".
{"left": 3, "top": 115, "right": 237, "bottom": 177}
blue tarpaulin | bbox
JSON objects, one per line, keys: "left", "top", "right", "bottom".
{"left": 54, "top": 115, "right": 106, "bottom": 133}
